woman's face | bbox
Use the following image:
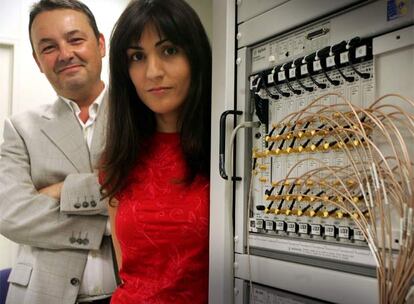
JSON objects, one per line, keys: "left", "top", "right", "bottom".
{"left": 127, "top": 24, "right": 191, "bottom": 132}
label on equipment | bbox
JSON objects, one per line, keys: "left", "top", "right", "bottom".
{"left": 338, "top": 226, "right": 350, "bottom": 239}
{"left": 313, "top": 60, "right": 322, "bottom": 71}
{"left": 298, "top": 223, "right": 309, "bottom": 234}
{"left": 324, "top": 225, "right": 336, "bottom": 237}
{"left": 265, "top": 220, "right": 274, "bottom": 231}
{"left": 311, "top": 224, "right": 321, "bottom": 236}
{"left": 301, "top": 64, "right": 308, "bottom": 75}
{"left": 249, "top": 234, "right": 377, "bottom": 266}
{"left": 250, "top": 219, "right": 256, "bottom": 228}
{"left": 250, "top": 76, "right": 257, "bottom": 90}
{"left": 276, "top": 221, "right": 285, "bottom": 231}
{"left": 268, "top": 73, "right": 274, "bottom": 84}
{"left": 287, "top": 222, "right": 297, "bottom": 233}
{"left": 340, "top": 52, "right": 349, "bottom": 64}
{"left": 387, "top": 0, "right": 409, "bottom": 21}
{"left": 353, "top": 228, "right": 365, "bottom": 241}
{"left": 249, "top": 218, "right": 257, "bottom": 232}
{"left": 278, "top": 71, "right": 286, "bottom": 81}
{"left": 355, "top": 45, "right": 367, "bottom": 59}
{"left": 326, "top": 56, "right": 335, "bottom": 68}
{"left": 256, "top": 219, "right": 264, "bottom": 229}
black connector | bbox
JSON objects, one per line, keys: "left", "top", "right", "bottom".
{"left": 272, "top": 68, "right": 291, "bottom": 97}
{"left": 254, "top": 93, "right": 269, "bottom": 125}
{"left": 265, "top": 187, "right": 274, "bottom": 196}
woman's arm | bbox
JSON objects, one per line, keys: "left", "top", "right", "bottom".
{"left": 108, "top": 199, "right": 122, "bottom": 269}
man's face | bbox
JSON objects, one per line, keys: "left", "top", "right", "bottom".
{"left": 30, "top": 9, "right": 105, "bottom": 100}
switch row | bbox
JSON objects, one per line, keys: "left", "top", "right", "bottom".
{"left": 250, "top": 218, "right": 365, "bottom": 241}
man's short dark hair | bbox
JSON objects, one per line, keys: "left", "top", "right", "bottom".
{"left": 29, "top": 0, "right": 100, "bottom": 51}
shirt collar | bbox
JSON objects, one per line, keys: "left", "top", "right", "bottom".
{"left": 60, "top": 85, "right": 106, "bottom": 119}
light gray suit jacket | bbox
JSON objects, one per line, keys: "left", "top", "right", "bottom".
{"left": 0, "top": 95, "right": 113, "bottom": 304}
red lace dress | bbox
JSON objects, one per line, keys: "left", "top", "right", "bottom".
{"left": 110, "top": 132, "right": 209, "bottom": 304}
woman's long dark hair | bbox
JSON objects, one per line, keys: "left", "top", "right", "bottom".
{"left": 101, "top": 0, "right": 211, "bottom": 198}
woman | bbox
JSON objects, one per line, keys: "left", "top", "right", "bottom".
{"left": 100, "top": 0, "right": 211, "bottom": 303}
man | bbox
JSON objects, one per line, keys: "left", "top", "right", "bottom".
{"left": 0, "top": 1, "right": 117, "bottom": 303}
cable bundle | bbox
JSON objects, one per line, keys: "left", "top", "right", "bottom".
{"left": 255, "top": 93, "right": 414, "bottom": 303}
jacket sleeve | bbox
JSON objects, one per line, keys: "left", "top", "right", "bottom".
{"left": 60, "top": 173, "right": 109, "bottom": 215}
{"left": 0, "top": 118, "right": 106, "bottom": 250}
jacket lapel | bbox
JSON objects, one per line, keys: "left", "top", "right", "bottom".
{"left": 90, "top": 92, "right": 108, "bottom": 169}
{"left": 41, "top": 98, "right": 92, "bottom": 173}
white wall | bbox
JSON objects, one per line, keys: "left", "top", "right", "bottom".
{"left": 185, "top": 0, "right": 213, "bottom": 40}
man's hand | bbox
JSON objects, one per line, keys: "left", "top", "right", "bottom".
{"left": 38, "top": 182, "right": 64, "bottom": 200}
